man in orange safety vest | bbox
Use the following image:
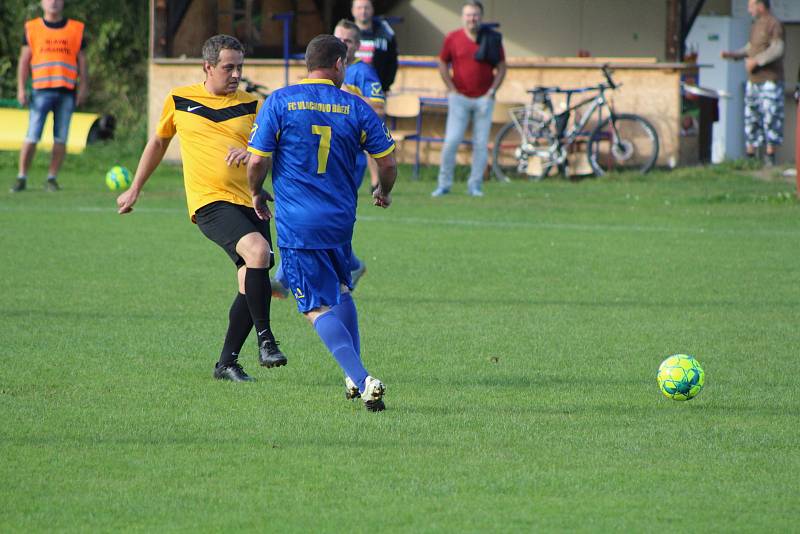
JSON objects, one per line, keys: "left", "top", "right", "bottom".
{"left": 12, "top": 0, "right": 89, "bottom": 193}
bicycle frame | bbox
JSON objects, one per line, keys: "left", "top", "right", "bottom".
{"left": 507, "top": 83, "right": 619, "bottom": 174}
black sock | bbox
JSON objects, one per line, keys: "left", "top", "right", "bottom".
{"left": 219, "top": 292, "right": 252, "bottom": 366}
{"left": 244, "top": 267, "right": 272, "bottom": 343}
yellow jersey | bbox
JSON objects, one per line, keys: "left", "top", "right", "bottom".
{"left": 156, "top": 83, "right": 260, "bottom": 222}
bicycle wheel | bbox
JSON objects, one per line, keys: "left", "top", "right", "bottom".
{"left": 587, "top": 113, "right": 659, "bottom": 176}
{"left": 492, "top": 121, "right": 555, "bottom": 181}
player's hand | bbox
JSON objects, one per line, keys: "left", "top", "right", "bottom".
{"left": 117, "top": 188, "right": 139, "bottom": 214}
{"left": 17, "top": 89, "right": 27, "bottom": 107}
{"left": 372, "top": 187, "right": 391, "bottom": 208}
{"left": 226, "top": 147, "right": 251, "bottom": 167}
{"left": 745, "top": 58, "right": 757, "bottom": 73}
{"left": 252, "top": 189, "right": 273, "bottom": 220}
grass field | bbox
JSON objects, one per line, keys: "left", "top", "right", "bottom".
{"left": 1, "top": 144, "right": 799, "bottom": 532}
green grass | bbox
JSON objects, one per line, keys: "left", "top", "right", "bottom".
{"left": 1, "top": 143, "right": 799, "bottom": 531}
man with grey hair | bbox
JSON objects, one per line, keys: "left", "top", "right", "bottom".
{"left": 722, "top": 0, "right": 785, "bottom": 165}
{"left": 433, "top": 0, "right": 506, "bottom": 197}
{"left": 116, "top": 34, "right": 287, "bottom": 382}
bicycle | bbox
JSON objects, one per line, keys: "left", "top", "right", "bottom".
{"left": 492, "top": 66, "right": 659, "bottom": 180}
{"left": 241, "top": 76, "right": 269, "bottom": 99}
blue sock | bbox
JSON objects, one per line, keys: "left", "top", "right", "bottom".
{"left": 332, "top": 292, "right": 360, "bottom": 358}
{"left": 274, "top": 261, "right": 289, "bottom": 289}
{"left": 313, "top": 312, "right": 367, "bottom": 392}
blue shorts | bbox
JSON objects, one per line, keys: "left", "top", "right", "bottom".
{"left": 280, "top": 245, "right": 354, "bottom": 313}
{"left": 25, "top": 89, "right": 76, "bottom": 144}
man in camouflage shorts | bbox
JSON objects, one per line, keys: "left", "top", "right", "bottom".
{"left": 722, "top": 0, "right": 785, "bottom": 166}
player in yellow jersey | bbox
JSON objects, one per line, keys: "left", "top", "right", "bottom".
{"left": 116, "top": 35, "right": 286, "bottom": 382}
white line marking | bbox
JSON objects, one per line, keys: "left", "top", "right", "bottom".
{"left": 0, "top": 204, "right": 797, "bottom": 237}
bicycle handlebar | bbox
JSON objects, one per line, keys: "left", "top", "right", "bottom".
{"left": 527, "top": 83, "right": 611, "bottom": 95}
{"left": 601, "top": 64, "right": 617, "bottom": 89}
{"left": 527, "top": 66, "right": 620, "bottom": 96}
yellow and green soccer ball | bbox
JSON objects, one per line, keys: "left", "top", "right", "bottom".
{"left": 105, "top": 165, "right": 132, "bottom": 191}
{"left": 657, "top": 354, "right": 705, "bottom": 401}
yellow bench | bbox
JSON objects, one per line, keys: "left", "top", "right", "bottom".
{"left": 0, "top": 108, "right": 101, "bottom": 154}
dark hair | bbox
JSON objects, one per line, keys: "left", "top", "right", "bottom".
{"left": 202, "top": 34, "right": 244, "bottom": 65}
{"left": 305, "top": 34, "right": 347, "bottom": 71}
{"left": 336, "top": 18, "right": 361, "bottom": 41}
{"left": 757, "top": 0, "right": 770, "bottom": 9}
{"left": 464, "top": 0, "right": 484, "bottom": 13}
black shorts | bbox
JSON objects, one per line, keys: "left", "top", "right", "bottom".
{"left": 195, "top": 201, "right": 274, "bottom": 269}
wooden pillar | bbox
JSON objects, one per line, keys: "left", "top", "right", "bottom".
{"left": 153, "top": 0, "right": 168, "bottom": 57}
{"left": 665, "top": 0, "right": 680, "bottom": 61}
{"left": 322, "top": 0, "right": 334, "bottom": 33}
{"left": 219, "top": 0, "right": 234, "bottom": 35}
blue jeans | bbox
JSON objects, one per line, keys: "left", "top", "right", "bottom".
{"left": 25, "top": 89, "right": 76, "bottom": 144}
{"left": 437, "top": 92, "right": 495, "bottom": 192}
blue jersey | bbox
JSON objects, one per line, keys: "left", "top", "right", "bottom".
{"left": 343, "top": 59, "right": 385, "bottom": 104}
{"left": 248, "top": 78, "right": 395, "bottom": 249}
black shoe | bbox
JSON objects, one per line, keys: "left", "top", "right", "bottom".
{"left": 44, "top": 178, "right": 61, "bottom": 192}
{"left": 10, "top": 178, "right": 26, "bottom": 193}
{"left": 214, "top": 361, "right": 255, "bottom": 382}
{"left": 258, "top": 336, "right": 287, "bottom": 368}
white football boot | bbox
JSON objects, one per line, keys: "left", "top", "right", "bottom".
{"left": 362, "top": 376, "right": 385, "bottom": 412}
{"left": 344, "top": 375, "right": 361, "bottom": 400}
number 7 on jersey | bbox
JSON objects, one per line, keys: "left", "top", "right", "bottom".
{"left": 311, "top": 125, "right": 331, "bottom": 174}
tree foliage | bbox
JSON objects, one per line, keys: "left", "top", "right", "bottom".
{"left": 0, "top": 0, "right": 149, "bottom": 137}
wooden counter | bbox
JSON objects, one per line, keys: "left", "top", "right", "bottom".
{"left": 148, "top": 56, "right": 698, "bottom": 169}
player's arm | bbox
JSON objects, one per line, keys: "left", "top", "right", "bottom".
{"left": 372, "top": 152, "right": 397, "bottom": 208}
{"left": 117, "top": 135, "right": 171, "bottom": 214}
{"left": 246, "top": 153, "right": 274, "bottom": 221}
{"left": 368, "top": 99, "right": 385, "bottom": 117}
{"left": 17, "top": 45, "right": 31, "bottom": 106}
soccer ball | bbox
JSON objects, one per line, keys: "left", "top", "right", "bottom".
{"left": 657, "top": 354, "right": 705, "bottom": 401}
{"left": 105, "top": 165, "right": 132, "bottom": 191}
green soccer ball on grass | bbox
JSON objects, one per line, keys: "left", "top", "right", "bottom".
{"left": 105, "top": 165, "right": 132, "bottom": 191}
{"left": 657, "top": 354, "right": 705, "bottom": 401}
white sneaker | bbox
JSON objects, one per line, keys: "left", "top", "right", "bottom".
{"left": 362, "top": 375, "right": 386, "bottom": 412}
{"left": 431, "top": 187, "right": 450, "bottom": 197}
{"left": 467, "top": 188, "right": 484, "bottom": 197}
{"left": 344, "top": 375, "right": 361, "bottom": 400}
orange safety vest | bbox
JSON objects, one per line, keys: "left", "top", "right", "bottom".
{"left": 25, "top": 18, "right": 84, "bottom": 90}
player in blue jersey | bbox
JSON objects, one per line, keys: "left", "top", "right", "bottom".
{"left": 246, "top": 34, "right": 397, "bottom": 411}
{"left": 336, "top": 19, "right": 386, "bottom": 191}
{"left": 269, "top": 19, "right": 386, "bottom": 299}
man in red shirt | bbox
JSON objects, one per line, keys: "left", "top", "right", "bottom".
{"left": 432, "top": 0, "right": 506, "bottom": 197}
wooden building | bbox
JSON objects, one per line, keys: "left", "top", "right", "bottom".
{"left": 149, "top": 0, "right": 799, "bottom": 166}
